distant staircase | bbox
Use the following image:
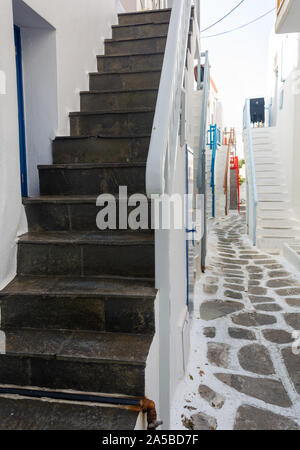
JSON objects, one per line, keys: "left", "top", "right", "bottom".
{"left": 249, "top": 127, "right": 300, "bottom": 251}
{"left": 0, "top": 8, "right": 173, "bottom": 430}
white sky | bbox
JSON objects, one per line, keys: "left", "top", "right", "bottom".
{"left": 201, "top": 0, "right": 276, "bottom": 134}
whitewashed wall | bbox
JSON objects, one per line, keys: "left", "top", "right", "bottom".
{"left": 267, "top": 31, "right": 300, "bottom": 218}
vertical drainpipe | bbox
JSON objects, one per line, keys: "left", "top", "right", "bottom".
{"left": 198, "top": 51, "right": 210, "bottom": 272}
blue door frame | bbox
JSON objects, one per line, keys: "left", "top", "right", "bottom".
{"left": 207, "top": 124, "right": 221, "bottom": 218}
{"left": 14, "top": 25, "right": 28, "bottom": 197}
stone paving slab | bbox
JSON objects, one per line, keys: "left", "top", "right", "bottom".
{"left": 234, "top": 405, "right": 299, "bottom": 430}
{"left": 172, "top": 214, "right": 300, "bottom": 431}
{"left": 238, "top": 344, "right": 275, "bottom": 375}
{"left": 215, "top": 373, "right": 292, "bottom": 407}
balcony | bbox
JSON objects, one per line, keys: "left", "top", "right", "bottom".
{"left": 276, "top": 0, "right": 300, "bottom": 33}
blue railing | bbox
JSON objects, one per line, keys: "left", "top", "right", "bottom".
{"left": 207, "top": 125, "right": 219, "bottom": 218}
{"left": 243, "top": 99, "right": 258, "bottom": 246}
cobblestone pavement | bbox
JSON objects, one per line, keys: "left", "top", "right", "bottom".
{"left": 171, "top": 213, "right": 300, "bottom": 430}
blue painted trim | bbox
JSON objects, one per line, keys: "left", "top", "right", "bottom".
{"left": 14, "top": 25, "right": 28, "bottom": 197}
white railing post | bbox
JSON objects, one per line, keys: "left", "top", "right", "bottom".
{"left": 146, "top": 0, "right": 192, "bottom": 195}
{"left": 243, "top": 100, "right": 258, "bottom": 246}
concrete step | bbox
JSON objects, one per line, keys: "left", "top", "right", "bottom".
{"left": 89, "top": 70, "right": 161, "bottom": 91}
{"left": 258, "top": 200, "right": 292, "bottom": 210}
{"left": 258, "top": 208, "right": 293, "bottom": 218}
{"left": 38, "top": 163, "right": 146, "bottom": 196}
{"left": 255, "top": 171, "right": 285, "bottom": 179}
{"left": 255, "top": 174, "right": 285, "bottom": 183}
{"left": 105, "top": 36, "right": 167, "bottom": 56}
{"left": 52, "top": 136, "right": 150, "bottom": 164}
{"left": 17, "top": 232, "right": 154, "bottom": 278}
{"left": 255, "top": 163, "right": 282, "bottom": 172}
{"left": 257, "top": 227, "right": 300, "bottom": 237}
{"left": 258, "top": 217, "right": 299, "bottom": 227}
{"left": 112, "top": 21, "right": 169, "bottom": 40}
{"left": 69, "top": 109, "right": 154, "bottom": 138}
{"left": 256, "top": 182, "right": 285, "bottom": 190}
{"left": 251, "top": 141, "right": 275, "bottom": 148}
{"left": 254, "top": 157, "right": 281, "bottom": 165}
{"left": 251, "top": 128, "right": 276, "bottom": 136}
{"left": 0, "top": 328, "right": 152, "bottom": 396}
{"left": 257, "top": 184, "right": 286, "bottom": 192}
{"left": 118, "top": 8, "right": 171, "bottom": 26}
{"left": 23, "top": 196, "right": 151, "bottom": 232}
{"left": 97, "top": 52, "right": 164, "bottom": 74}
{"left": 258, "top": 192, "right": 288, "bottom": 201}
{"left": 80, "top": 88, "right": 158, "bottom": 113}
{"left": 0, "top": 276, "right": 155, "bottom": 334}
{"left": 283, "top": 243, "right": 300, "bottom": 272}
{"left": 257, "top": 236, "right": 297, "bottom": 251}
{"left": 251, "top": 141, "right": 274, "bottom": 148}
{"left": 0, "top": 395, "right": 139, "bottom": 430}
{"left": 252, "top": 150, "right": 279, "bottom": 158}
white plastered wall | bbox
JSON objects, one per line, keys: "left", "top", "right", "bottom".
{"left": 267, "top": 31, "right": 300, "bottom": 218}
{"left": 0, "top": 0, "right": 27, "bottom": 290}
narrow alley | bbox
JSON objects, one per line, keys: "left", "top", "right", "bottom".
{"left": 172, "top": 212, "right": 300, "bottom": 431}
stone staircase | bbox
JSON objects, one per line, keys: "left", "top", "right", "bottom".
{"left": 206, "top": 149, "right": 213, "bottom": 218}
{"left": 250, "top": 127, "right": 300, "bottom": 251}
{"left": 0, "top": 8, "right": 172, "bottom": 430}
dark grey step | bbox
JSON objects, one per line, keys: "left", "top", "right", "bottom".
{"left": 97, "top": 52, "right": 164, "bottom": 74}
{"left": 89, "top": 71, "right": 161, "bottom": 91}
{"left": 0, "top": 395, "right": 139, "bottom": 430}
{"left": 118, "top": 8, "right": 172, "bottom": 25}
{"left": 118, "top": 8, "right": 171, "bottom": 26}
{"left": 23, "top": 196, "right": 152, "bottom": 232}
{"left": 105, "top": 36, "right": 167, "bottom": 56}
{"left": 112, "top": 22, "right": 169, "bottom": 40}
{"left": 52, "top": 136, "right": 150, "bottom": 164}
{"left": 17, "top": 231, "right": 154, "bottom": 278}
{"left": 80, "top": 88, "right": 158, "bottom": 113}
{"left": 69, "top": 110, "right": 155, "bottom": 137}
{"left": 0, "top": 276, "right": 155, "bottom": 334}
{"left": 38, "top": 163, "right": 146, "bottom": 196}
{"left": 0, "top": 328, "right": 152, "bottom": 396}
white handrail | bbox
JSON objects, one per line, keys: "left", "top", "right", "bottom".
{"left": 243, "top": 99, "right": 258, "bottom": 246}
{"left": 146, "top": 0, "right": 193, "bottom": 196}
